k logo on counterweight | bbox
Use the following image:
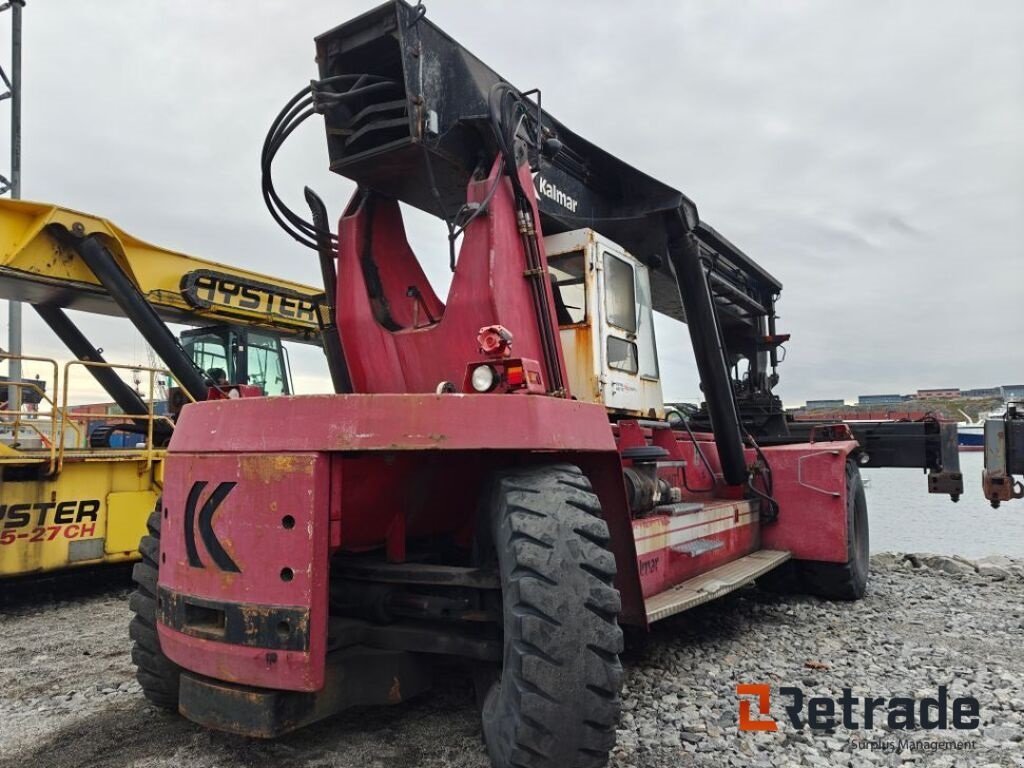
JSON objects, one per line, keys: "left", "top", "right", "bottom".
{"left": 184, "top": 481, "right": 239, "bottom": 572}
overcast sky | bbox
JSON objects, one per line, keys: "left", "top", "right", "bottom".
{"left": 4, "top": 0, "right": 1022, "bottom": 406}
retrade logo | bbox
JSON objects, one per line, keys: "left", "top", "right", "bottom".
{"left": 736, "top": 684, "right": 980, "bottom": 732}
{"left": 183, "top": 481, "right": 239, "bottom": 572}
{"left": 737, "top": 684, "right": 778, "bottom": 731}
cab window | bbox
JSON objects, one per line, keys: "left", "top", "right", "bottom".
{"left": 607, "top": 336, "right": 638, "bottom": 374}
{"left": 247, "top": 332, "right": 289, "bottom": 396}
{"left": 549, "top": 251, "right": 586, "bottom": 326}
{"left": 183, "top": 332, "right": 229, "bottom": 378}
{"left": 636, "top": 266, "right": 659, "bottom": 379}
{"left": 603, "top": 252, "right": 636, "bottom": 333}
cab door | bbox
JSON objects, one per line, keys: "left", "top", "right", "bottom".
{"left": 596, "top": 245, "right": 642, "bottom": 411}
{"left": 243, "top": 330, "right": 293, "bottom": 395}
{"left": 595, "top": 240, "right": 663, "bottom": 416}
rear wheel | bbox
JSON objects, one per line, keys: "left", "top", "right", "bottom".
{"left": 758, "top": 459, "right": 869, "bottom": 600}
{"left": 800, "top": 460, "right": 869, "bottom": 600}
{"left": 478, "top": 464, "right": 624, "bottom": 768}
{"left": 128, "top": 501, "right": 181, "bottom": 709}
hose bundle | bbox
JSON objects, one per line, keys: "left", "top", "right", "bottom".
{"left": 261, "top": 75, "right": 398, "bottom": 250}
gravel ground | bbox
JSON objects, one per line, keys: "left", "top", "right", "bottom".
{"left": 0, "top": 554, "right": 1021, "bottom": 768}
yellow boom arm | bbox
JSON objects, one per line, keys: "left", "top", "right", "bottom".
{"left": 0, "top": 198, "right": 322, "bottom": 341}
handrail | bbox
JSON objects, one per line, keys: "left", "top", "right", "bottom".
{"left": 59, "top": 360, "right": 195, "bottom": 473}
{"left": 0, "top": 354, "right": 197, "bottom": 475}
{"left": 0, "top": 352, "right": 73, "bottom": 474}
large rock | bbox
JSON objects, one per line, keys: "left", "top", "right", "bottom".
{"left": 974, "top": 554, "right": 1021, "bottom": 580}
{"left": 977, "top": 562, "right": 1011, "bottom": 581}
{"left": 975, "top": 554, "right": 1015, "bottom": 569}
{"left": 906, "top": 553, "right": 977, "bottom": 576}
{"left": 870, "top": 552, "right": 904, "bottom": 570}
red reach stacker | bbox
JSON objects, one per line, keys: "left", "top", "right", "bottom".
{"left": 128, "top": 3, "right": 963, "bottom": 765}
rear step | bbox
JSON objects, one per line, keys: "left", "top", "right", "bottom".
{"left": 644, "top": 549, "right": 791, "bottom": 623}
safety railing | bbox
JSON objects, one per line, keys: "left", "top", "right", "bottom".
{"left": 59, "top": 360, "right": 194, "bottom": 474}
{"left": 0, "top": 353, "right": 81, "bottom": 474}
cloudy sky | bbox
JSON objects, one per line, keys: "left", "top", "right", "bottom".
{"left": 4, "top": 0, "right": 1022, "bottom": 406}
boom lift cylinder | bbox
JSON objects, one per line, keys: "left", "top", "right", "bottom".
{"left": 67, "top": 232, "right": 209, "bottom": 400}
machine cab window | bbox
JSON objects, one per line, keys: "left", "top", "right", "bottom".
{"left": 246, "top": 331, "right": 290, "bottom": 396}
{"left": 635, "top": 262, "right": 659, "bottom": 380}
{"left": 603, "top": 252, "right": 637, "bottom": 333}
{"left": 182, "top": 329, "right": 230, "bottom": 379}
{"left": 546, "top": 229, "right": 664, "bottom": 417}
{"left": 180, "top": 325, "right": 293, "bottom": 396}
{"left": 549, "top": 251, "right": 587, "bottom": 325}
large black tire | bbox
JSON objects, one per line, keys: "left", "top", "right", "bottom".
{"left": 478, "top": 464, "right": 624, "bottom": 768}
{"left": 800, "top": 460, "right": 869, "bottom": 600}
{"left": 128, "top": 502, "right": 181, "bottom": 710}
{"left": 760, "top": 460, "right": 869, "bottom": 600}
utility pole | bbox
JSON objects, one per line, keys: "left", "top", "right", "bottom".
{"left": 1, "top": 1, "right": 23, "bottom": 412}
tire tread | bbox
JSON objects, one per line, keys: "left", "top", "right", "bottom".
{"left": 482, "top": 464, "right": 623, "bottom": 768}
{"left": 128, "top": 503, "right": 181, "bottom": 710}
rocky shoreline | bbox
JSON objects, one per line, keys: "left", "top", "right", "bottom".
{"left": 615, "top": 552, "right": 1023, "bottom": 767}
{"left": 0, "top": 553, "right": 1020, "bottom": 767}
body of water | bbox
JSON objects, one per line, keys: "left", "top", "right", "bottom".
{"left": 864, "top": 450, "right": 1023, "bottom": 558}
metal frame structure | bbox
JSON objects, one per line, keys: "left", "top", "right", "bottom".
{"left": 1, "top": 2, "right": 24, "bottom": 414}
{"left": 0, "top": 198, "right": 326, "bottom": 579}
{"left": 0, "top": 1, "right": 21, "bottom": 199}
{"left": 128, "top": 6, "right": 975, "bottom": 763}
{"left": 0, "top": 199, "right": 323, "bottom": 407}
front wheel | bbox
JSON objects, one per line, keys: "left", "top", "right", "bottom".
{"left": 128, "top": 501, "right": 181, "bottom": 709}
{"left": 478, "top": 464, "right": 624, "bottom": 768}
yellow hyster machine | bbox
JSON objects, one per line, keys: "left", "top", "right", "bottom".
{"left": 0, "top": 198, "right": 327, "bottom": 579}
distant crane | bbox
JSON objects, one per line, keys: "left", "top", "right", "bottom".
{"left": 131, "top": 344, "right": 168, "bottom": 402}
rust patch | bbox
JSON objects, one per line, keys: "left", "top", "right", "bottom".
{"left": 565, "top": 323, "right": 600, "bottom": 403}
{"left": 240, "top": 454, "right": 313, "bottom": 483}
{"left": 387, "top": 675, "right": 402, "bottom": 703}
{"left": 327, "top": 423, "right": 366, "bottom": 448}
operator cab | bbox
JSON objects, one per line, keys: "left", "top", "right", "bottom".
{"left": 179, "top": 325, "right": 294, "bottom": 396}
{"left": 546, "top": 229, "right": 663, "bottom": 418}
{"left": 93, "top": 325, "right": 294, "bottom": 443}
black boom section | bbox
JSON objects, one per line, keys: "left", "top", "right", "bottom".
{"left": 312, "top": 0, "right": 780, "bottom": 329}
{"left": 34, "top": 304, "right": 148, "bottom": 419}
{"left": 312, "top": 0, "right": 783, "bottom": 484}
